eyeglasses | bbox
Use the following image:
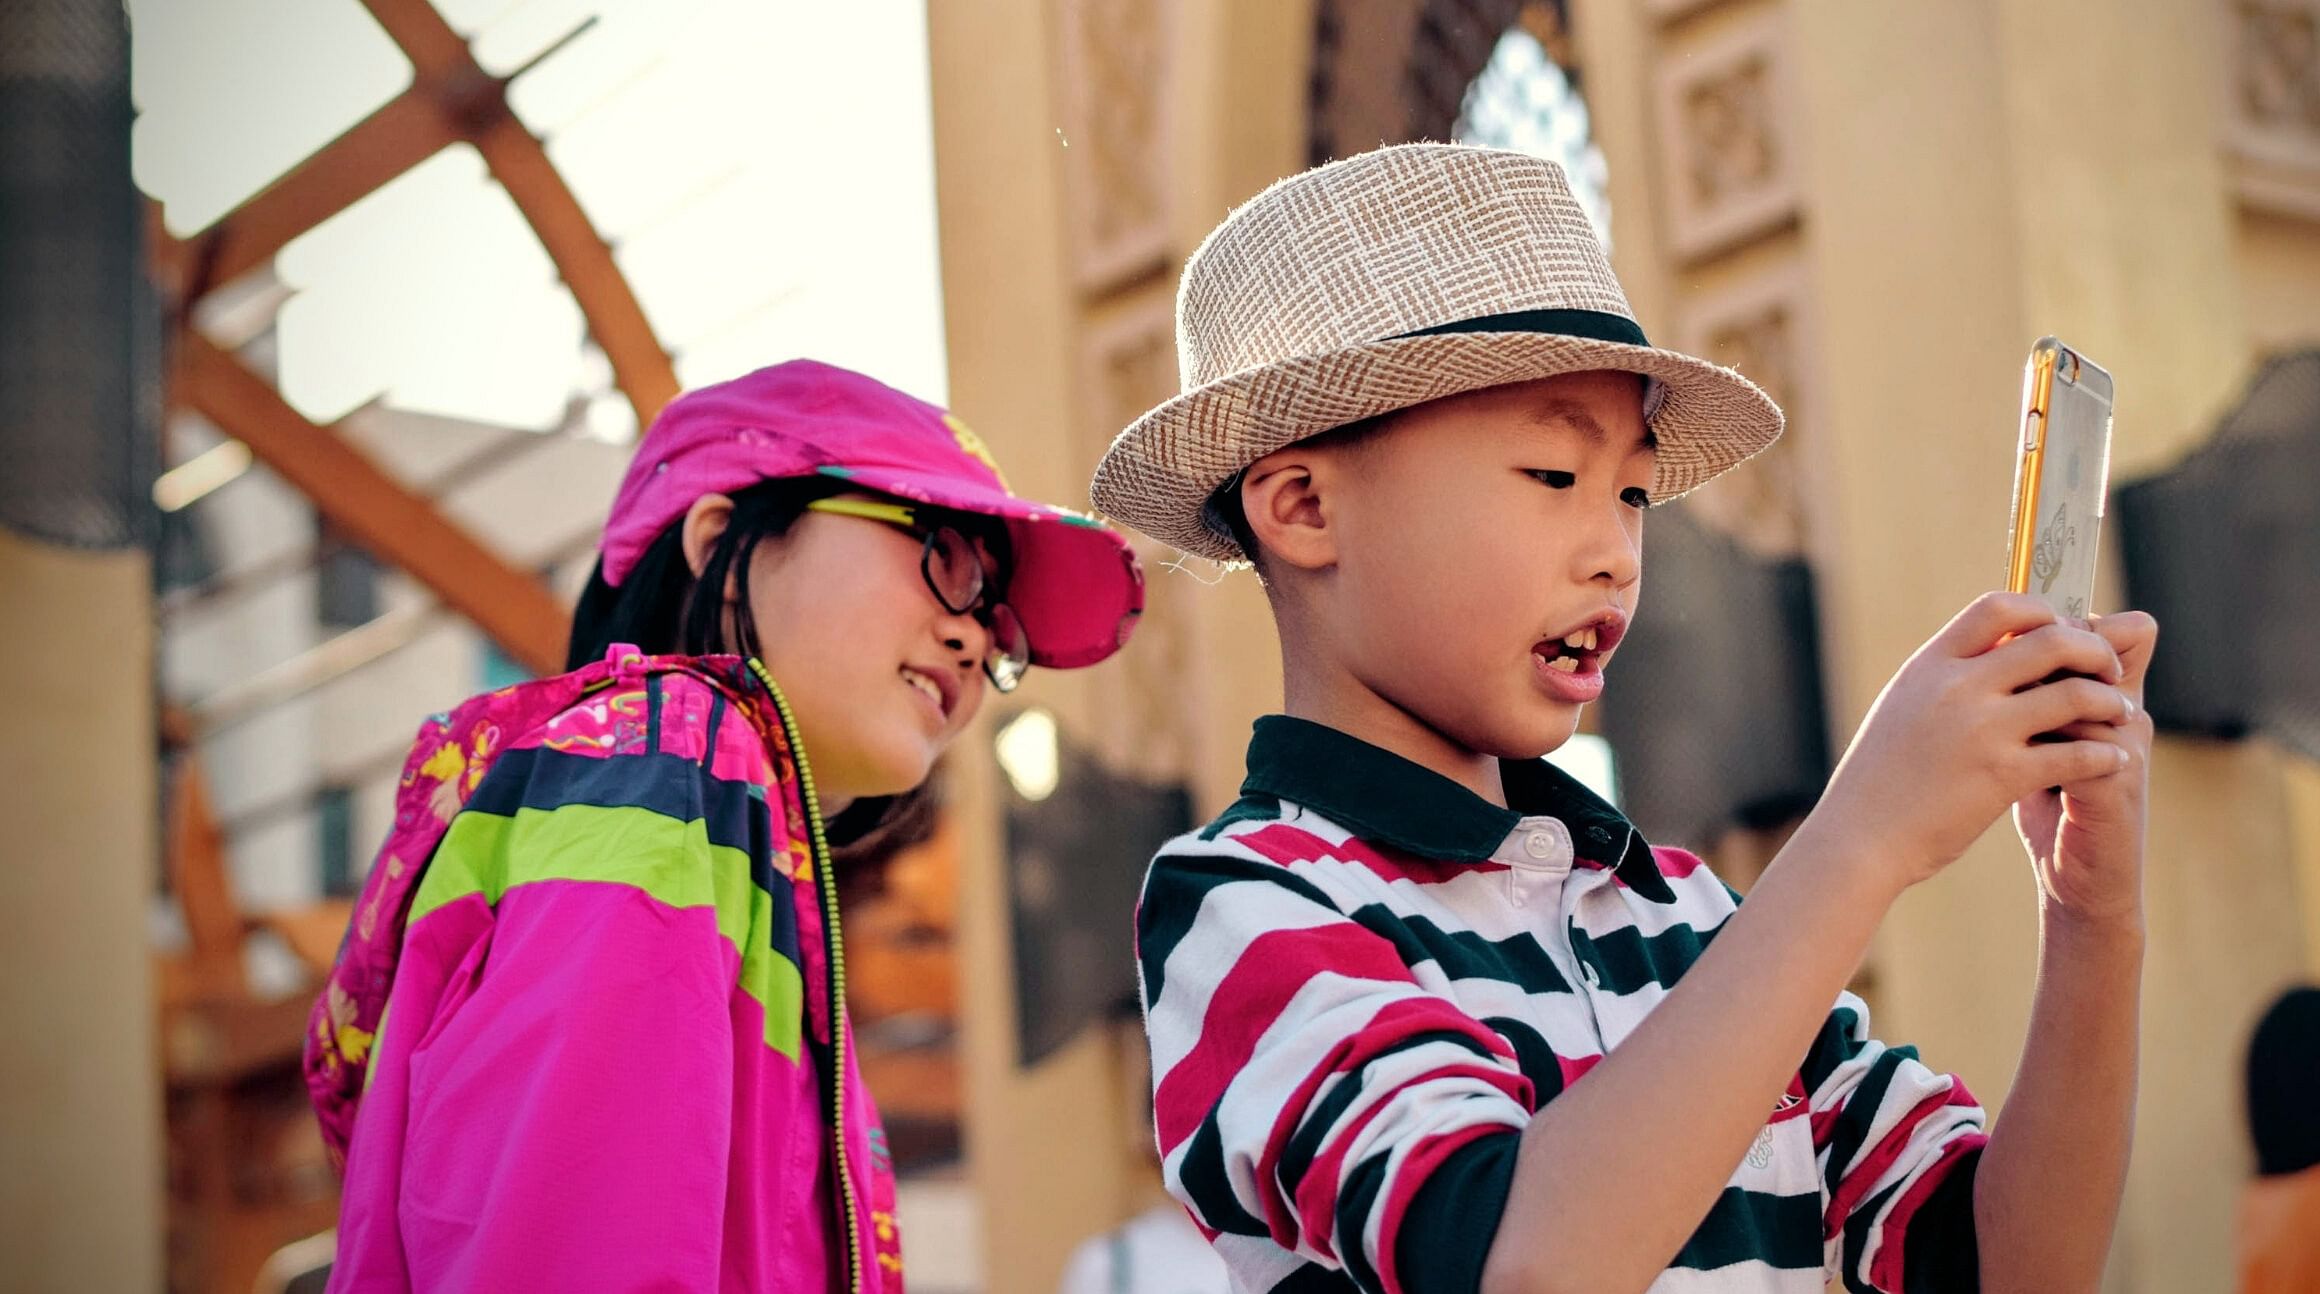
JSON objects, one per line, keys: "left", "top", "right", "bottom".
{"left": 805, "top": 496, "right": 1030, "bottom": 693}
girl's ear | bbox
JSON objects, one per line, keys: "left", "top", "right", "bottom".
{"left": 680, "top": 494, "right": 737, "bottom": 582}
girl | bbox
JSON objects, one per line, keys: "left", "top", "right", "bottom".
{"left": 307, "top": 360, "right": 1144, "bottom": 1291}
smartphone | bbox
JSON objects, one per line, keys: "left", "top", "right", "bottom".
{"left": 2006, "top": 337, "right": 2114, "bottom": 622}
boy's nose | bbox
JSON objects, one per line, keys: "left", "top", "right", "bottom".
{"left": 1580, "top": 507, "right": 1642, "bottom": 591}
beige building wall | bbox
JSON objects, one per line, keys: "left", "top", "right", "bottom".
{"left": 1586, "top": 1, "right": 2318, "bottom": 1288}
{"left": 927, "top": 1, "right": 1305, "bottom": 1288}
{"left": 930, "top": 0, "right": 2320, "bottom": 1287}
{"left": 0, "top": 533, "right": 166, "bottom": 1292}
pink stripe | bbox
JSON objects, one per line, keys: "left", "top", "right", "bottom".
{"left": 1374, "top": 1124, "right": 1511, "bottom": 1294}
{"left": 1287, "top": 1073, "right": 1402, "bottom": 1256}
{"left": 1271, "top": 992, "right": 1521, "bottom": 1261}
{"left": 1651, "top": 846, "right": 1708, "bottom": 878}
{"left": 1237, "top": 823, "right": 1506, "bottom": 886}
{"left": 1823, "top": 1079, "right": 1978, "bottom": 1239}
{"left": 1291, "top": 1058, "right": 1526, "bottom": 1259}
{"left": 1811, "top": 1103, "right": 1843, "bottom": 1150}
{"left": 1868, "top": 1131, "right": 1989, "bottom": 1292}
{"left": 1152, "top": 923, "right": 1414, "bottom": 1151}
{"left": 1557, "top": 1052, "right": 1603, "bottom": 1089}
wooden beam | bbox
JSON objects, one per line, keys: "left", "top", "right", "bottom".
{"left": 178, "top": 90, "right": 455, "bottom": 293}
{"left": 360, "top": 0, "right": 681, "bottom": 426}
{"left": 164, "top": 757, "right": 248, "bottom": 1002}
{"left": 175, "top": 332, "right": 570, "bottom": 675}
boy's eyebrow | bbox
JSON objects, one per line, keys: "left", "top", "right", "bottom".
{"left": 1527, "top": 397, "right": 1659, "bottom": 452}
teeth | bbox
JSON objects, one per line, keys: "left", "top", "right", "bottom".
{"left": 1562, "top": 626, "right": 1599, "bottom": 653}
{"left": 902, "top": 670, "right": 942, "bottom": 708}
{"left": 1543, "top": 654, "right": 1580, "bottom": 673}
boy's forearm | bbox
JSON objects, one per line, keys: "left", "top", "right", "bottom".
{"left": 1482, "top": 817, "right": 1901, "bottom": 1294}
{"left": 1973, "top": 908, "right": 2143, "bottom": 1293}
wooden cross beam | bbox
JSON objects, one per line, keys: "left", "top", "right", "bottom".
{"left": 174, "top": 332, "right": 571, "bottom": 675}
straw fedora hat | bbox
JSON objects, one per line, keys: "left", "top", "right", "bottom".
{"left": 1089, "top": 142, "right": 1784, "bottom": 562}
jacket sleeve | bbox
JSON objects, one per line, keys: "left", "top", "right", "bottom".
{"left": 1136, "top": 846, "right": 1534, "bottom": 1294}
{"left": 379, "top": 746, "right": 753, "bottom": 1292}
{"left": 1803, "top": 991, "right": 1988, "bottom": 1294}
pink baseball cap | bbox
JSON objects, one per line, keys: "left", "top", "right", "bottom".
{"left": 600, "top": 360, "right": 1143, "bottom": 670}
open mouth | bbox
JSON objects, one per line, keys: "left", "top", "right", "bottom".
{"left": 1532, "top": 611, "right": 1628, "bottom": 676}
{"left": 900, "top": 666, "right": 956, "bottom": 721}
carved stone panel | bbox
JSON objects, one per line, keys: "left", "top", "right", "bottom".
{"left": 1651, "top": 8, "right": 1800, "bottom": 262}
{"left": 2226, "top": 0, "right": 2320, "bottom": 219}
{"left": 1076, "top": 291, "right": 1199, "bottom": 784}
{"left": 1056, "top": 0, "right": 1176, "bottom": 294}
{"left": 1673, "top": 258, "right": 1814, "bottom": 558}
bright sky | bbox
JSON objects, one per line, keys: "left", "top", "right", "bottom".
{"left": 1456, "top": 25, "right": 1612, "bottom": 246}
{"left": 129, "top": 0, "right": 949, "bottom": 435}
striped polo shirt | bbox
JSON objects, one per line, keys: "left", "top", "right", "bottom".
{"left": 1135, "top": 716, "right": 1986, "bottom": 1294}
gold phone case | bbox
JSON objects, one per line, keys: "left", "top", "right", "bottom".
{"left": 2006, "top": 337, "right": 2115, "bottom": 621}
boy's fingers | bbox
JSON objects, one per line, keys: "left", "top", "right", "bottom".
{"left": 2011, "top": 677, "right": 2134, "bottom": 737}
{"left": 2087, "top": 611, "right": 2159, "bottom": 695}
{"left": 1984, "top": 623, "right": 2123, "bottom": 690}
{"left": 1938, "top": 592, "right": 2058, "bottom": 657}
{"left": 2023, "top": 737, "right": 2133, "bottom": 789}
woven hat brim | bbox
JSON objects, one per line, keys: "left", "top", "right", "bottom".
{"left": 1090, "top": 331, "right": 1785, "bottom": 562}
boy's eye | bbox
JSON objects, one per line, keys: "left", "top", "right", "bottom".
{"left": 1621, "top": 487, "right": 1653, "bottom": 510}
{"left": 1528, "top": 470, "right": 1576, "bottom": 489}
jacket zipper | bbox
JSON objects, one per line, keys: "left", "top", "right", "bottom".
{"left": 747, "top": 660, "right": 864, "bottom": 1294}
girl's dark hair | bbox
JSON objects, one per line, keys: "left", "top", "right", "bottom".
{"left": 566, "top": 475, "right": 940, "bottom": 900}
{"left": 2248, "top": 984, "right": 2320, "bottom": 1177}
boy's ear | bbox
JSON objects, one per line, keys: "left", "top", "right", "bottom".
{"left": 680, "top": 493, "right": 737, "bottom": 583}
{"left": 1241, "top": 449, "right": 1338, "bottom": 573}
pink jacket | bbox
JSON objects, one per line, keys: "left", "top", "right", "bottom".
{"left": 310, "top": 646, "right": 903, "bottom": 1292}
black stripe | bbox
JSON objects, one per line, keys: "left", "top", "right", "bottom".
{"left": 646, "top": 672, "right": 664, "bottom": 753}
{"left": 462, "top": 744, "right": 799, "bottom": 963}
{"left": 1481, "top": 1015, "right": 1565, "bottom": 1104}
{"left": 1903, "top": 1146, "right": 1982, "bottom": 1294}
{"left": 1341, "top": 903, "right": 1575, "bottom": 996}
{"left": 1392, "top": 307, "right": 1650, "bottom": 349}
{"left": 1267, "top": 1265, "right": 1355, "bottom": 1293}
{"left": 1276, "top": 1029, "right": 1502, "bottom": 1202}
{"left": 1335, "top": 1149, "right": 1390, "bottom": 1293}
{"left": 1801, "top": 1002, "right": 1869, "bottom": 1096}
{"left": 465, "top": 745, "right": 759, "bottom": 858}
{"left": 1176, "top": 1113, "right": 1270, "bottom": 1239}
{"left": 1567, "top": 915, "right": 1723, "bottom": 998}
{"left": 1138, "top": 851, "right": 1343, "bottom": 1009}
{"left": 1278, "top": 1069, "right": 1370, "bottom": 1208}
{"left": 1822, "top": 1047, "right": 1918, "bottom": 1199}
{"left": 1200, "top": 793, "right": 1288, "bottom": 841}
{"left": 1669, "top": 1187, "right": 1825, "bottom": 1272}
{"left": 700, "top": 694, "right": 729, "bottom": 768}
{"left": 1395, "top": 1130, "right": 1520, "bottom": 1294}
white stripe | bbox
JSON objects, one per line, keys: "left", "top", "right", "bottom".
{"left": 1643, "top": 1256, "right": 1828, "bottom": 1293}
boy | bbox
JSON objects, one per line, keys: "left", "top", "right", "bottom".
{"left": 1091, "top": 144, "right": 2154, "bottom": 1293}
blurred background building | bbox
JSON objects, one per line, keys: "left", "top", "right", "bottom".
{"left": 2, "top": 0, "right": 2317, "bottom": 1291}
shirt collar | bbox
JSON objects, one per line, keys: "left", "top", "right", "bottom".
{"left": 1239, "top": 714, "right": 1674, "bottom": 903}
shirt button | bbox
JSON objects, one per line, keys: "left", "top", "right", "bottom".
{"left": 1524, "top": 832, "right": 1556, "bottom": 860}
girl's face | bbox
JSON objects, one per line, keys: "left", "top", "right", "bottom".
{"left": 684, "top": 492, "right": 993, "bottom": 812}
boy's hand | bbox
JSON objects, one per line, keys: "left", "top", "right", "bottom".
{"left": 2014, "top": 610, "right": 2157, "bottom": 928}
{"left": 1812, "top": 593, "right": 2136, "bottom": 892}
